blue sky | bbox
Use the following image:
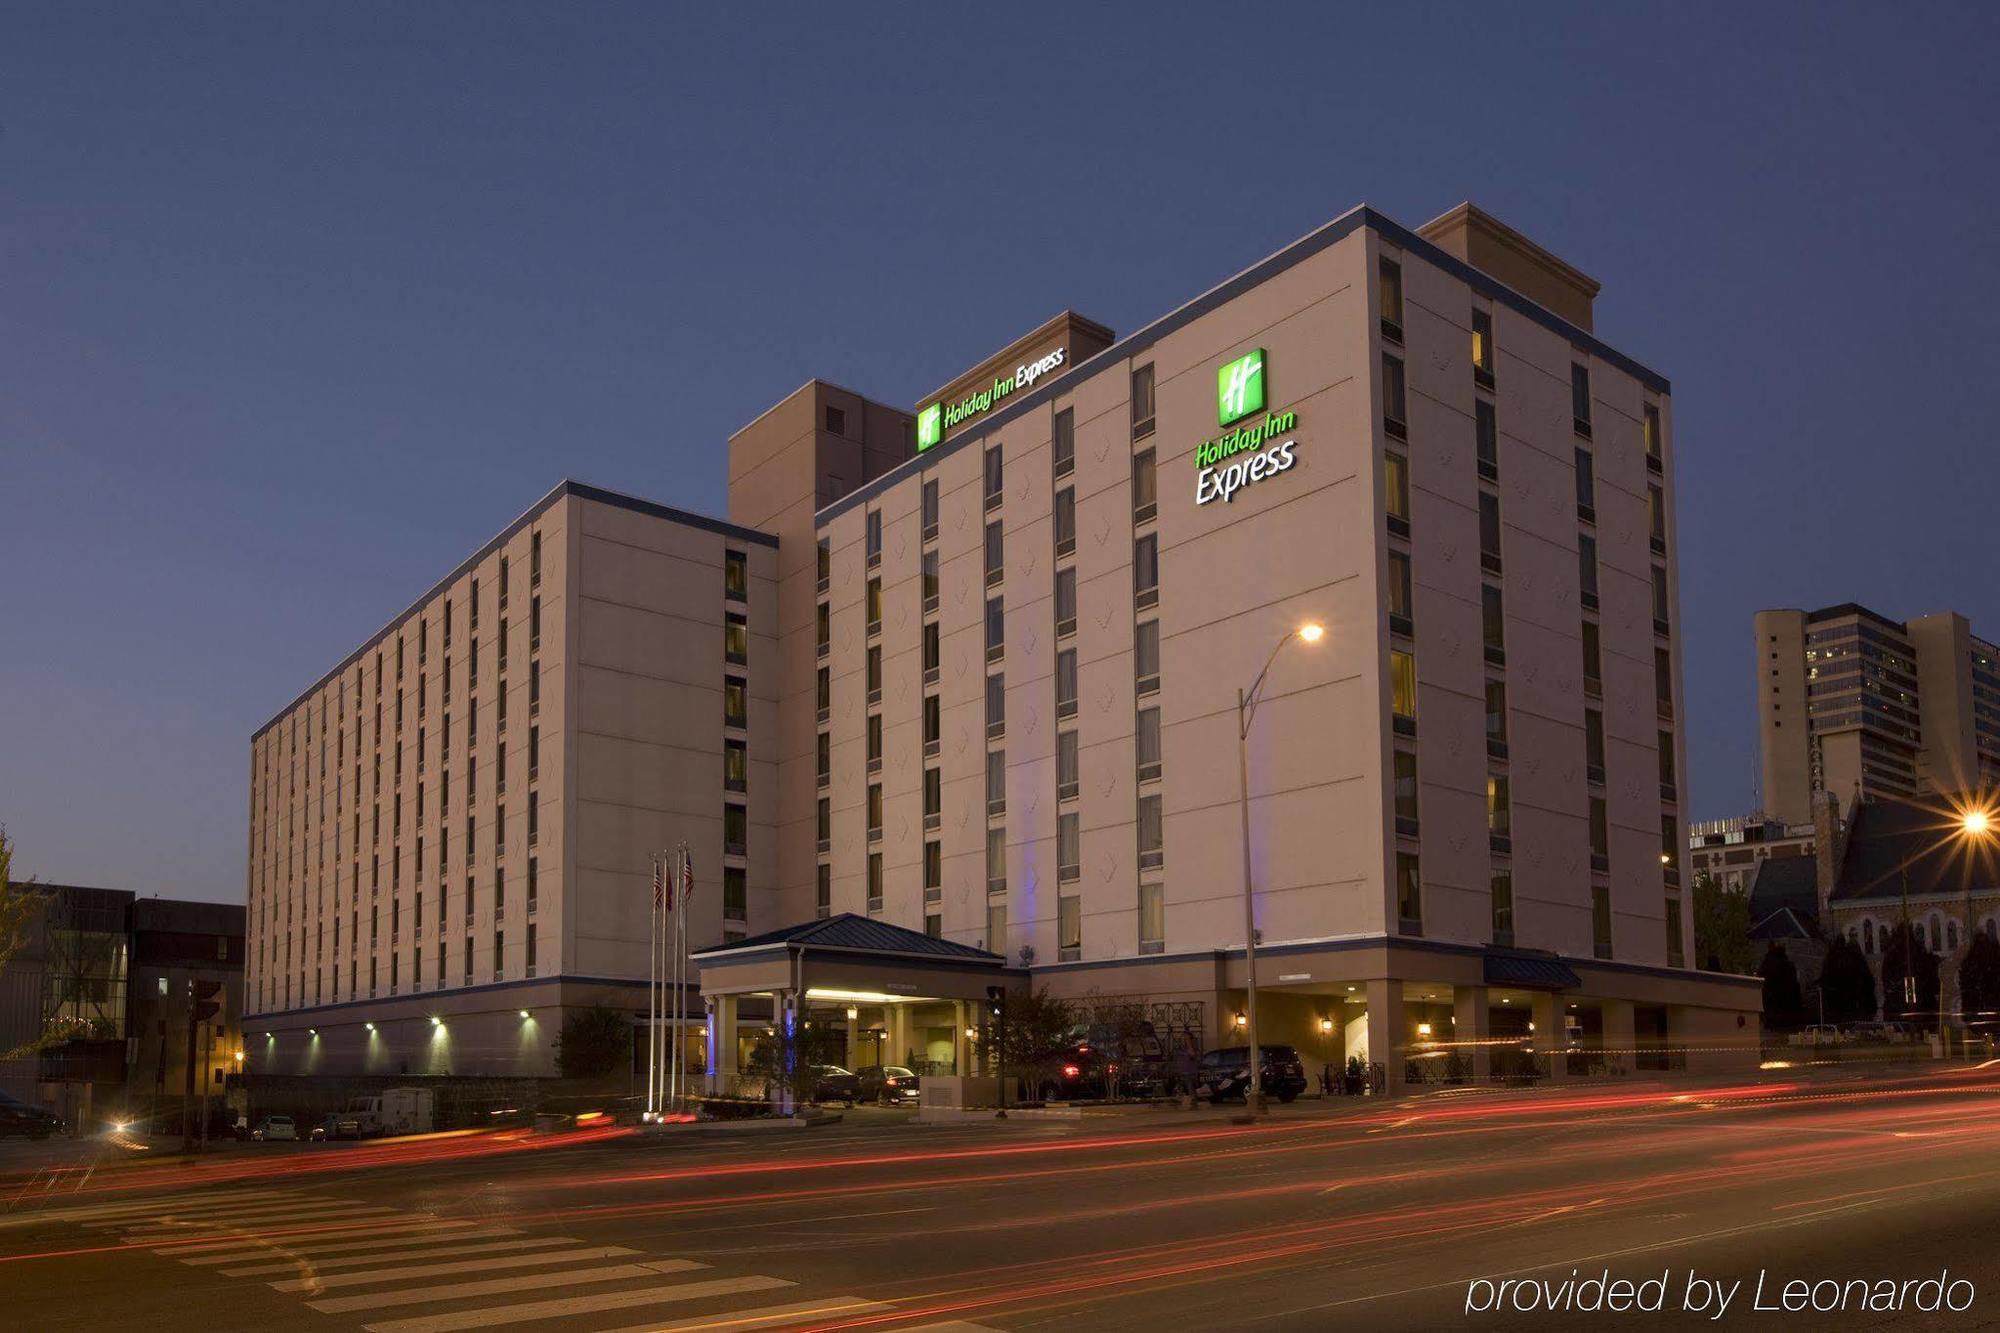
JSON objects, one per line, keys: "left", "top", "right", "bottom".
{"left": 5, "top": 3, "right": 1998, "bottom": 901}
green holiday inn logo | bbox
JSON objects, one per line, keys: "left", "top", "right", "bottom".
{"left": 1217, "top": 348, "right": 1266, "bottom": 427}
{"left": 917, "top": 403, "right": 943, "bottom": 451}
{"left": 915, "top": 346, "right": 1067, "bottom": 453}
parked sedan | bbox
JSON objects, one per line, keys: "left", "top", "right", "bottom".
{"left": 1039, "top": 1043, "right": 1164, "bottom": 1102}
{"left": 810, "top": 1065, "right": 862, "bottom": 1105}
{"left": 855, "top": 1065, "right": 921, "bottom": 1105}
{"left": 0, "top": 1092, "right": 61, "bottom": 1140}
{"left": 253, "top": 1115, "right": 298, "bottom": 1141}
{"left": 1196, "top": 1045, "right": 1309, "bottom": 1103}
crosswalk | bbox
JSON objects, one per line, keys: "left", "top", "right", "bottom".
{"left": 40, "top": 1184, "right": 1004, "bottom": 1332}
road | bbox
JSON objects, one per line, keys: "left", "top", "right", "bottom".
{"left": 5, "top": 1063, "right": 2000, "bottom": 1330}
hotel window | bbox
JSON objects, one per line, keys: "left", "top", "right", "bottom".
{"left": 499, "top": 556, "right": 509, "bottom": 608}
{"left": 866, "top": 578, "right": 882, "bottom": 634}
{"left": 1471, "top": 308, "right": 1495, "bottom": 387}
{"left": 1487, "top": 775, "right": 1511, "bottom": 843}
{"left": 1396, "top": 851, "right": 1422, "bottom": 935}
{"left": 529, "top": 658, "right": 540, "bottom": 714}
{"left": 1575, "top": 447, "right": 1595, "bottom": 522}
{"left": 1648, "top": 486, "right": 1667, "bottom": 556}
{"left": 526, "top": 857, "right": 537, "bottom": 915}
{"left": 1578, "top": 534, "right": 1599, "bottom": 610}
{"left": 1132, "top": 448, "right": 1157, "bottom": 525}
{"left": 1658, "top": 731, "right": 1678, "bottom": 800}
{"left": 1136, "top": 706, "right": 1162, "bottom": 783}
{"left": 1135, "top": 620, "right": 1161, "bottom": 696}
{"left": 825, "top": 404, "right": 845, "bottom": 435}
{"left": 724, "top": 867, "right": 747, "bottom": 922}
{"left": 816, "top": 795, "right": 831, "bottom": 852}
{"left": 816, "top": 537, "right": 830, "bottom": 594}
{"left": 1643, "top": 403, "right": 1663, "bottom": 471}
{"left": 1475, "top": 400, "right": 1498, "bottom": 481}
{"left": 986, "top": 673, "right": 1006, "bottom": 739}
{"left": 984, "top": 445, "right": 1004, "bottom": 511}
{"left": 921, "top": 478, "right": 939, "bottom": 542}
{"left": 1485, "top": 679, "right": 1507, "bottom": 757}
{"left": 496, "top": 740, "right": 506, "bottom": 795}
{"left": 987, "top": 749, "right": 1007, "bottom": 815}
{"left": 816, "top": 666, "right": 831, "bottom": 722}
{"left": 498, "top": 619, "right": 508, "bottom": 672}
{"left": 1655, "top": 647, "right": 1675, "bottom": 718}
{"left": 1661, "top": 814, "right": 1680, "bottom": 883}
{"left": 1054, "top": 488, "right": 1076, "bottom": 557}
{"left": 1053, "top": 407, "right": 1075, "bottom": 479}
{"left": 1058, "top": 896, "right": 1081, "bottom": 962}
{"left": 867, "top": 782, "right": 883, "bottom": 841}
{"left": 1478, "top": 492, "right": 1503, "bottom": 574}
{"left": 1582, "top": 621, "right": 1603, "bottom": 696}
{"left": 1054, "top": 568, "right": 1077, "bottom": 638}
{"left": 924, "top": 840, "right": 942, "bottom": 899}
{"left": 1585, "top": 709, "right": 1606, "bottom": 785}
{"left": 1491, "top": 870, "right": 1514, "bottom": 946}
{"left": 923, "top": 621, "right": 940, "bottom": 684}
{"left": 1056, "top": 649, "right": 1078, "bottom": 721}
{"left": 1571, "top": 362, "right": 1593, "bottom": 437}
{"left": 725, "top": 613, "right": 748, "bottom": 665}
{"left": 925, "top": 913, "right": 941, "bottom": 939}
{"left": 462, "top": 934, "right": 472, "bottom": 985}
{"left": 1131, "top": 363, "right": 1155, "bottom": 440}
{"left": 986, "top": 827, "right": 1006, "bottom": 894}
{"left": 1384, "top": 449, "right": 1410, "bottom": 536}
{"left": 1393, "top": 749, "right": 1419, "bottom": 835}
{"left": 1137, "top": 793, "right": 1164, "bottom": 870}
{"left": 724, "top": 676, "right": 747, "bottom": 728}
{"left": 421, "top": 619, "right": 430, "bottom": 664}
{"left": 1378, "top": 256, "right": 1404, "bottom": 341}
{"left": 530, "top": 530, "right": 542, "bottom": 586}
{"left": 1057, "top": 730, "right": 1079, "bottom": 802}
{"left": 816, "top": 731, "right": 830, "bottom": 788}
{"left": 1592, "top": 884, "right": 1613, "bottom": 959}
{"left": 920, "top": 549, "right": 940, "bottom": 613}
{"left": 1382, "top": 353, "right": 1407, "bottom": 438}
{"left": 1058, "top": 812, "right": 1080, "bottom": 883}
{"left": 725, "top": 549, "right": 748, "bottom": 602}
{"left": 1481, "top": 585, "right": 1505, "bottom": 665}
{"left": 1134, "top": 534, "right": 1159, "bottom": 610}
{"left": 865, "top": 507, "right": 882, "bottom": 567}
{"left": 1666, "top": 895, "right": 1685, "bottom": 968}
{"left": 725, "top": 738, "right": 746, "bottom": 792}
{"left": 866, "top": 714, "right": 883, "bottom": 773}
{"left": 986, "top": 596, "right": 1005, "bottom": 662}
{"left": 493, "top": 928, "right": 505, "bottom": 981}
{"left": 469, "top": 635, "right": 479, "bottom": 679}
{"left": 530, "top": 595, "right": 541, "bottom": 650}
{"left": 924, "top": 767, "right": 942, "bottom": 829}
{"left": 1139, "top": 882, "right": 1165, "bottom": 955}
{"left": 988, "top": 902, "right": 1007, "bottom": 956}
{"left": 816, "top": 601, "right": 830, "bottom": 657}
{"left": 984, "top": 521, "right": 1004, "bottom": 586}
{"left": 1589, "top": 796, "right": 1609, "bottom": 872}
{"left": 1391, "top": 649, "right": 1417, "bottom": 731}
{"left": 923, "top": 694, "right": 941, "bottom": 757}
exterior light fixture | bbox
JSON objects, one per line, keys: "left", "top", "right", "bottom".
{"left": 364, "top": 1022, "right": 375, "bottom": 1032}
{"left": 430, "top": 1016, "right": 443, "bottom": 1027}
{"left": 519, "top": 1009, "right": 531, "bottom": 1019}
{"left": 964, "top": 1026, "right": 978, "bottom": 1040}
{"left": 1297, "top": 622, "right": 1325, "bottom": 643}
{"left": 1318, "top": 1017, "right": 1334, "bottom": 1034}
{"left": 308, "top": 1028, "right": 317, "bottom": 1036}
{"left": 1234, "top": 1012, "right": 1248, "bottom": 1028}
{"left": 1417, "top": 1022, "right": 1432, "bottom": 1037}
{"left": 1965, "top": 810, "right": 1994, "bottom": 837}
{"left": 846, "top": 1006, "right": 859, "bottom": 1020}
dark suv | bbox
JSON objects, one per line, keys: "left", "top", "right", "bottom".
{"left": 1197, "top": 1045, "right": 1308, "bottom": 1103}
{"left": 1040, "top": 1040, "right": 1165, "bottom": 1102}
{"left": 0, "top": 1092, "right": 62, "bottom": 1140}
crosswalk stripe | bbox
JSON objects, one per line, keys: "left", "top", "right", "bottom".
{"left": 99, "top": 1202, "right": 392, "bottom": 1230}
{"left": 595, "top": 1295, "right": 893, "bottom": 1332}
{"left": 218, "top": 1237, "right": 578, "bottom": 1277}
{"left": 897, "top": 1323, "right": 1006, "bottom": 1332}
{"left": 359, "top": 1274, "right": 796, "bottom": 1333}
{"left": 308, "top": 1259, "right": 707, "bottom": 1314}
{"left": 1, "top": 1191, "right": 306, "bottom": 1226}
{"left": 163, "top": 1218, "right": 486, "bottom": 1256}
{"left": 269, "top": 1246, "right": 640, "bottom": 1292}
{"left": 116, "top": 1207, "right": 407, "bottom": 1240}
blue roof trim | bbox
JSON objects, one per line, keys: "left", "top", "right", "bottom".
{"left": 245, "top": 971, "right": 653, "bottom": 1022}
{"left": 252, "top": 480, "right": 776, "bottom": 741}
{"left": 815, "top": 203, "right": 1668, "bottom": 528}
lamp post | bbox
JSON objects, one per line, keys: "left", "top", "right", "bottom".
{"left": 1237, "top": 621, "right": 1324, "bottom": 1116}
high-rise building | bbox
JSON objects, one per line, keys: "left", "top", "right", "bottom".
{"left": 1757, "top": 605, "right": 2000, "bottom": 825}
{"left": 247, "top": 203, "right": 1759, "bottom": 1090}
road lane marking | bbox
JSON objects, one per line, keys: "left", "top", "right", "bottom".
{"left": 99, "top": 1201, "right": 396, "bottom": 1229}
{"left": 116, "top": 1206, "right": 408, "bottom": 1239}
{"left": 269, "top": 1245, "right": 640, "bottom": 1291}
{"left": 165, "top": 1219, "right": 498, "bottom": 1256}
{"left": 592, "top": 1296, "right": 892, "bottom": 1332}
{"left": 359, "top": 1274, "right": 795, "bottom": 1333}
{"left": 0, "top": 1190, "right": 307, "bottom": 1225}
{"left": 307, "top": 1259, "right": 706, "bottom": 1314}
{"left": 218, "top": 1236, "right": 577, "bottom": 1276}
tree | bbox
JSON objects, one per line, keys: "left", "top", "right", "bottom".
{"left": 1880, "top": 922, "right": 1941, "bottom": 1024}
{"left": 1958, "top": 930, "right": 2000, "bottom": 1024}
{"left": 0, "top": 830, "right": 50, "bottom": 1064}
{"left": 748, "top": 1018, "right": 846, "bottom": 1110}
{"left": 554, "top": 1004, "right": 633, "bottom": 1080}
{"left": 1759, "top": 943, "right": 1805, "bottom": 1031}
{"left": 974, "top": 986, "right": 1074, "bottom": 1100}
{"left": 1817, "top": 935, "right": 1877, "bottom": 1025}
{"left": 1693, "top": 873, "right": 1756, "bottom": 975}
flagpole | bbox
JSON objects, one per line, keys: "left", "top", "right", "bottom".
{"left": 645, "top": 855, "right": 656, "bottom": 1120}
{"left": 670, "top": 844, "right": 684, "bottom": 1113}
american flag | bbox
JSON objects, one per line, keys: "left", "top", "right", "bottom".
{"left": 680, "top": 851, "right": 695, "bottom": 904}
{"left": 652, "top": 859, "right": 663, "bottom": 909}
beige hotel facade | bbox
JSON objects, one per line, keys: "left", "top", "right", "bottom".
{"left": 247, "top": 202, "right": 1757, "bottom": 1091}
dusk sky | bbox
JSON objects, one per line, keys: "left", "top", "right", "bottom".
{"left": 5, "top": 4, "right": 1998, "bottom": 903}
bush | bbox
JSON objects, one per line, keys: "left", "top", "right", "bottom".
{"left": 555, "top": 1005, "right": 633, "bottom": 1080}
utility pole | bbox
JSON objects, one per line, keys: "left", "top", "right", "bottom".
{"left": 186, "top": 979, "right": 222, "bottom": 1151}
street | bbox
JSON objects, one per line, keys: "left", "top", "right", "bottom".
{"left": 5, "top": 1064, "right": 2000, "bottom": 1330}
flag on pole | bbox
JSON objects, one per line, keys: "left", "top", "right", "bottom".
{"left": 653, "top": 859, "right": 664, "bottom": 908}
{"left": 680, "top": 851, "right": 694, "bottom": 904}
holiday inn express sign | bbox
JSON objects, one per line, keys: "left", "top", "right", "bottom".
{"left": 1196, "top": 348, "right": 1300, "bottom": 505}
{"left": 917, "top": 346, "right": 1068, "bottom": 451}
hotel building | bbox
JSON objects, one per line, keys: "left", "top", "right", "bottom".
{"left": 248, "top": 202, "right": 1757, "bottom": 1091}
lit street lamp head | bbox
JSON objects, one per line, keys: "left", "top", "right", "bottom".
{"left": 1963, "top": 809, "right": 1992, "bottom": 838}
{"left": 1297, "top": 622, "right": 1324, "bottom": 643}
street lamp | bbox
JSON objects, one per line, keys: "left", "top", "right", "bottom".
{"left": 1238, "top": 621, "right": 1324, "bottom": 1115}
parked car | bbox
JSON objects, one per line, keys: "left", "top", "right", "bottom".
{"left": 1039, "top": 1042, "right": 1164, "bottom": 1102}
{"left": 855, "top": 1065, "right": 921, "bottom": 1105}
{"left": 1197, "top": 1045, "right": 1309, "bottom": 1103}
{"left": 253, "top": 1115, "right": 297, "bottom": 1141}
{"left": 810, "top": 1065, "right": 861, "bottom": 1105}
{"left": 312, "top": 1110, "right": 363, "bottom": 1141}
{"left": 0, "top": 1092, "right": 61, "bottom": 1140}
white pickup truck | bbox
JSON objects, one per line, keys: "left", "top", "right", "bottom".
{"left": 344, "top": 1087, "right": 435, "bottom": 1135}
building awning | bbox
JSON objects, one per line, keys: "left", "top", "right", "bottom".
{"left": 1483, "top": 949, "right": 1583, "bottom": 991}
